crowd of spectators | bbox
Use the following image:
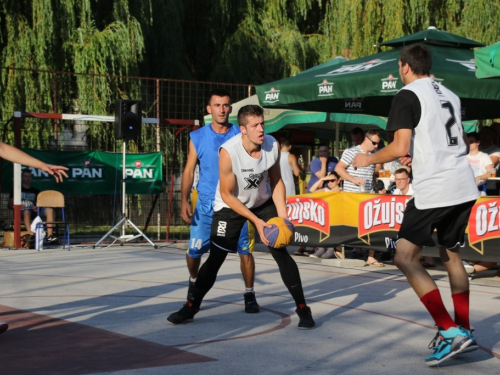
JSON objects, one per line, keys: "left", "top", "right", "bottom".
{"left": 286, "top": 125, "right": 499, "bottom": 276}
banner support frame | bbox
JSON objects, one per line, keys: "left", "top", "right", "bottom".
{"left": 93, "top": 140, "right": 157, "bottom": 249}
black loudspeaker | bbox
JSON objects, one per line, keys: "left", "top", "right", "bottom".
{"left": 115, "top": 99, "right": 142, "bottom": 140}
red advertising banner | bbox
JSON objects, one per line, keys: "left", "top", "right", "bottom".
{"left": 286, "top": 192, "right": 500, "bottom": 262}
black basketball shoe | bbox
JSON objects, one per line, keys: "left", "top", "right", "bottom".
{"left": 244, "top": 292, "right": 260, "bottom": 313}
{"left": 295, "top": 305, "right": 315, "bottom": 329}
{"left": 167, "top": 301, "right": 199, "bottom": 325}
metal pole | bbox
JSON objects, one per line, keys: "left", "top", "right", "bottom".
{"left": 13, "top": 113, "right": 22, "bottom": 248}
{"left": 122, "top": 140, "right": 126, "bottom": 238}
{"left": 156, "top": 79, "right": 161, "bottom": 240}
{"left": 335, "top": 121, "right": 340, "bottom": 159}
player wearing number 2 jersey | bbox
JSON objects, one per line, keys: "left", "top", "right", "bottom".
{"left": 352, "top": 44, "right": 479, "bottom": 367}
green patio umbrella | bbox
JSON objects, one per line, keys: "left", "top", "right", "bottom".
{"left": 256, "top": 28, "right": 500, "bottom": 120}
{"left": 204, "top": 94, "right": 389, "bottom": 133}
{"left": 474, "top": 41, "right": 500, "bottom": 78}
{"left": 204, "top": 94, "right": 477, "bottom": 134}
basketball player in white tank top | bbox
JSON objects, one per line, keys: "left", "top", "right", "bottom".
{"left": 352, "top": 44, "right": 478, "bottom": 366}
{"left": 167, "top": 105, "right": 315, "bottom": 329}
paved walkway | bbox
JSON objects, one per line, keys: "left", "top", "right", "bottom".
{"left": 1, "top": 243, "right": 499, "bottom": 374}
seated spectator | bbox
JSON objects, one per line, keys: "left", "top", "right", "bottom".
{"left": 296, "top": 144, "right": 338, "bottom": 256}
{"left": 8, "top": 168, "right": 57, "bottom": 243}
{"left": 392, "top": 168, "right": 414, "bottom": 196}
{"left": 307, "top": 144, "right": 338, "bottom": 193}
{"left": 300, "top": 172, "right": 343, "bottom": 258}
{"left": 479, "top": 126, "right": 500, "bottom": 195}
{"left": 309, "top": 171, "right": 341, "bottom": 193}
{"left": 466, "top": 132, "right": 494, "bottom": 196}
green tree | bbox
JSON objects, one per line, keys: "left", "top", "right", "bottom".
{"left": 1, "top": 0, "right": 499, "bottom": 150}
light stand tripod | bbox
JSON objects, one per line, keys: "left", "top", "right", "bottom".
{"left": 93, "top": 140, "right": 157, "bottom": 249}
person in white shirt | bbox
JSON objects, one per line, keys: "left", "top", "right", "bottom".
{"left": 392, "top": 168, "right": 414, "bottom": 196}
{"left": 467, "top": 132, "right": 494, "bottom": 196}
{"left": 479, "top": 126, "right": 500, "bottom": 195}
{"left": 167, "top": 104, "right": 315, "bottom": 329}
{"left": 279, "top": 138, "right": 303, "bottom": 196}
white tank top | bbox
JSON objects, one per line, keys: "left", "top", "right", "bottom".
{"left": 403, "top": 78, "right": 479, "bottom": 209}
{"left": 214, "top": 134, "right": 279, "bottom": 211}
{"left": 280, "top": 151, "right": 295, "bottom": 196}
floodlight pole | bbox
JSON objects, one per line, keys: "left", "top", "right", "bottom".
{"left": 93, "top": 140, "right": 157, "bottom": 249}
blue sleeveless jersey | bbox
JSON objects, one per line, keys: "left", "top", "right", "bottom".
{"left": 190, "top": 123, "right": 241, "bottom": 199}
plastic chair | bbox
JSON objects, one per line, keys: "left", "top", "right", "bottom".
{"left": 35, "top": 190, "right": 70, "bottom": 250}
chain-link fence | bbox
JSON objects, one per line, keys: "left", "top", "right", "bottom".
{"left": 0, "top": 67, "right": 255, "bottom": 245}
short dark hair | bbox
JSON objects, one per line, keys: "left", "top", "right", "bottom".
{"left": 21, "top": 168, "right": 32, "bottom": 175}
{"left": 467, "top": 132, "right": 479, "bottom": 142}
{"left": 207, "top": 89, "right": 231, "bottom": 105}
{"left": 366, "top": 129, "right": 380, "bottom": 138}
{"left": 394, "top": 168, "right": 409, "bottom": 177}
{"left": 399, "top": 43, "right": 432, "bottom": 76}
{"left": 238, "top": 105, "right": 264, "bottom": 127}
{"left": 373, "top": 179, "right": 386, "bottom": 193}
{"left": 351, "top": 127, "right": 364, "bottom": 136}
{"left": 281, "top": 138, "right": 291, "bottom": 147}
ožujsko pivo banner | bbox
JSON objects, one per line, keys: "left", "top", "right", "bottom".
{"left": 287, "top": 192, "right": 500, "bottom": 262}
{"left": 1, "top": 149, "right": 162, "bottom": 194}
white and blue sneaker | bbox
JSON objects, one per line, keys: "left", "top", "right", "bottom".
{"left": 425, "top": 327, "right": 472, "bottom": 366}
{"left": 458, "top": 326, "right": 478, "bottom": 353}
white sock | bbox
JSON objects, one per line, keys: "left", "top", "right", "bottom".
{"left": 189, "top": 277, "right": 196, "bottom": 283}
{"left": 245, "top": 287, "right": 254, "bottom": 294}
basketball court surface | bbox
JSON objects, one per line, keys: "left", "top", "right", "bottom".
{"left": 1, "top": 243, "right": 499, "bottom": 374}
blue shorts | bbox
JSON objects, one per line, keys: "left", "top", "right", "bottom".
{"left": 187, "top": 195, "right": 252, "bottom": 258}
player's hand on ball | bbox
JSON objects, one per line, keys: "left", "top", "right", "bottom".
{"left": 263, "top": 217, "right": 295, "bottom": 248}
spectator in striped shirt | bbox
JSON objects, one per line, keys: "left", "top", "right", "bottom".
{"left": 335, "top": 129, "right": 384, "bottom": 266}
{"left": 335, "top": 129, "right": 381, "bottom": 193}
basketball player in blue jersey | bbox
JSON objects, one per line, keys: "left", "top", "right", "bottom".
{"left": 168, "top": 105, "right": 315, "bottom": 329}
{"left": 353, "top": 44, "right": 479, "bottom": 366}
{"left": 179, "top": 89, "right": 259, "bottom": 314}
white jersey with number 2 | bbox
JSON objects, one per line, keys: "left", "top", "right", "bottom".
{"left": 403, "top": 77, "right": 479, "bottom": 209}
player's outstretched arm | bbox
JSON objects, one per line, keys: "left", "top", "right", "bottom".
{"left": 0, "top": 142, "right": 68, "bottom": 182}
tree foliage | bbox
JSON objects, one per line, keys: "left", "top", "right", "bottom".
{"left": 0, "top": 0, "right": 499, "bottom": 149}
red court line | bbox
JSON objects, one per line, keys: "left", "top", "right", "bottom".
{"left": 0, "top": 304, "right": 215, "bottom": 374}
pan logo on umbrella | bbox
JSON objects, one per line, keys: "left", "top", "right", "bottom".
{"left": 263, "top": 87, "right": 280, "bottom": 104}
{"left": 318, "top": 80, "right": 334, "bottom": 97}
{"left": 318, "top": 58, "right": 397, "bottom": 77}
{"left": 380, "top": 74, "right": 399, "bottom": 93}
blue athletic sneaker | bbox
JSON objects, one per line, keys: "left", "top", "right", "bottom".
{"left": 425, "top": 327, "right": 472, "bottom": 366}
{"left": 458, "top": 326, "right": 478, "bottom": 353}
